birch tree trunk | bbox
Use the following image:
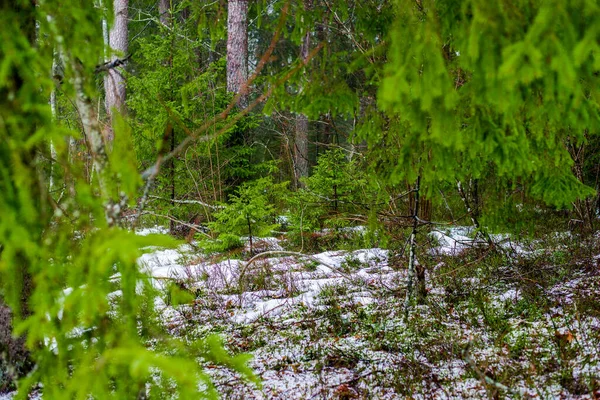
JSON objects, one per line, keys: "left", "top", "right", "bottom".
{"left": 104, "top": 0, "right": 129, "bottom": 140}
{"left": 227, "top": 0, "right": 248, "bottom": 109}
{"left": 74, "top": 59, "right": 127, "bottom": 226}
{"left": 293, "top": 0, "right": 312, "bottom": 186}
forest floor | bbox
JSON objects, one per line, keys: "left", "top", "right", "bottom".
{"left": 139, "top": 226, "right": 600, "bottom": 399}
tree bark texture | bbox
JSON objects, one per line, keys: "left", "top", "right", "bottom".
{"left": 0, "top": 302, "right": 32, "bottom": 391}
{"left": 104, "top": 0, "right": 129, "bottom": 137}
{"left": 227, "top": 0, "right": 248, "bottom": 109}
{"left": 294, "top": 0, "right": 312, "bottom": 185}
{"left": 159, "top": 0, "right": 171, "bottom": 26}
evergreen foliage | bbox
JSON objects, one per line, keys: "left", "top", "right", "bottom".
{"left": 377, "top": 0, "right": 600, "bottom": 208}
{"left": 287, "top": 148, "right": 372, "bottom": 237}
{"left": 206, "top": 177, "right": 286, "bottom": 254}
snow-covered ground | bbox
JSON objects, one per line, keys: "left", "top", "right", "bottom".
{"left": 137, "top": 228, "right": 600, "bottom": 399}
{"left": 3, "top": 227, "right": 598, "bottom": 398}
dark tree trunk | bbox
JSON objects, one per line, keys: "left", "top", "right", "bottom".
{"left": 294, "top": 114, "right": 309, "bottom": 186}
{"left": 405, "top": 175, "right": 424, "bottom": 315}
{"left": 0, "top": 302, "right": 33, "bottom": 392}
{"left": 247, "top": 214, "right": 253, "bottom": 255}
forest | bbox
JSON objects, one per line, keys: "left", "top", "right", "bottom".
{"left": 1, "top": 0, "right": 599, "bottom": 398}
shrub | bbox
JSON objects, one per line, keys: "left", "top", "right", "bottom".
{"left": 206, "top": 177, "right": 287, "bottom": 254}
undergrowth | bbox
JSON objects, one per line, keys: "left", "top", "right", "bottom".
{"left": 157, "top": 231, "right": 600, "bottom": 398}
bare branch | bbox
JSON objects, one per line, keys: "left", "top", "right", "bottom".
{"left": 95, "top": 54, "right": 131, "bottom": 74}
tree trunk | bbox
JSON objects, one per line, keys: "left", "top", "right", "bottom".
{"left": 247, "top": 214, "right": 253, "bottom": 255}
{"left": 104, "top": 0, "right": 129, "bottom": 140}
{"left": 73, "top": 60, "right": 124, "bottom": 227}
{"left": 49, "top": 48, "right": 60, "bottom": 192}
{"left": 160, "top": 0, "right": 176, "bottom": 234}
{"left": 293, "top": 0, "right": 312, "bottom": 186}
{"left": 405, "top": 175, "right": 421, "bottom": 316}
{"left": 0, "top": 301, "right": 33, "bottom": 392}
{"left": 227, "top": 0, "right": 248, "bottom": 109}
{"left": 294, "top": 114, "right": 309, "bottom": 186}
{"left": 294, "top": 9, "right": 312, "bottom": 186}
{"left": 159, "top": 0, "right": 171, "bottom": 26}
{"left": 457, "top": 180, "right": 495, "bottom": 248}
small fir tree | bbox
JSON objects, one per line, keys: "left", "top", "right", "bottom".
{"left": 207, "top": 177, "right": 286, "bottom": 254}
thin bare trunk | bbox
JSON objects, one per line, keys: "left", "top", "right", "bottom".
{"left": 457, "top": 180, "right": 495, "bottom": 248}
{"left": 294, "top": 114, "right": 309, "bottom": 186}
{"left": 49, "top": 49, "right": 60, "bottom": 192}
{"left": 404, "top": 175, "right": 421, "bottom": 316}
{"left": 247, "top": 214, "right": 253, "bottom": 255}
{"left": 470, "top": 178, "right": 480, "bottom": 220}
{"left": 165, "top": 2, "right": 176, "bottom": 233}
{"left": 227, "top": 0, "right": 248, "bottom": 109}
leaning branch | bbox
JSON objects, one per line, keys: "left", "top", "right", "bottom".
{"left": 95, "top": 54, "right": 131, "bottom": 73}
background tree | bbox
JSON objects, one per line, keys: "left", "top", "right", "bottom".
{"left": 104, "top": 0, "right": 129, "bottom": 141}
{"left": 293, "top": 0, "right": 313, "bottom": 186}
{"left": 227, "top": 0, "right": 249, "bottom": 109}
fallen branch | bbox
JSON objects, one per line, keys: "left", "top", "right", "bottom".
{"left": 148, "top": 195, "right": 223, "bottom": 209}
{"left": 137, "top": 211, "right": 210, "bottom": 238}
{"left": 463, "top": 339, "right": 512, "bottom": 396}
{"left": 237, "top": 250, "right": 377, "bottom": 303}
